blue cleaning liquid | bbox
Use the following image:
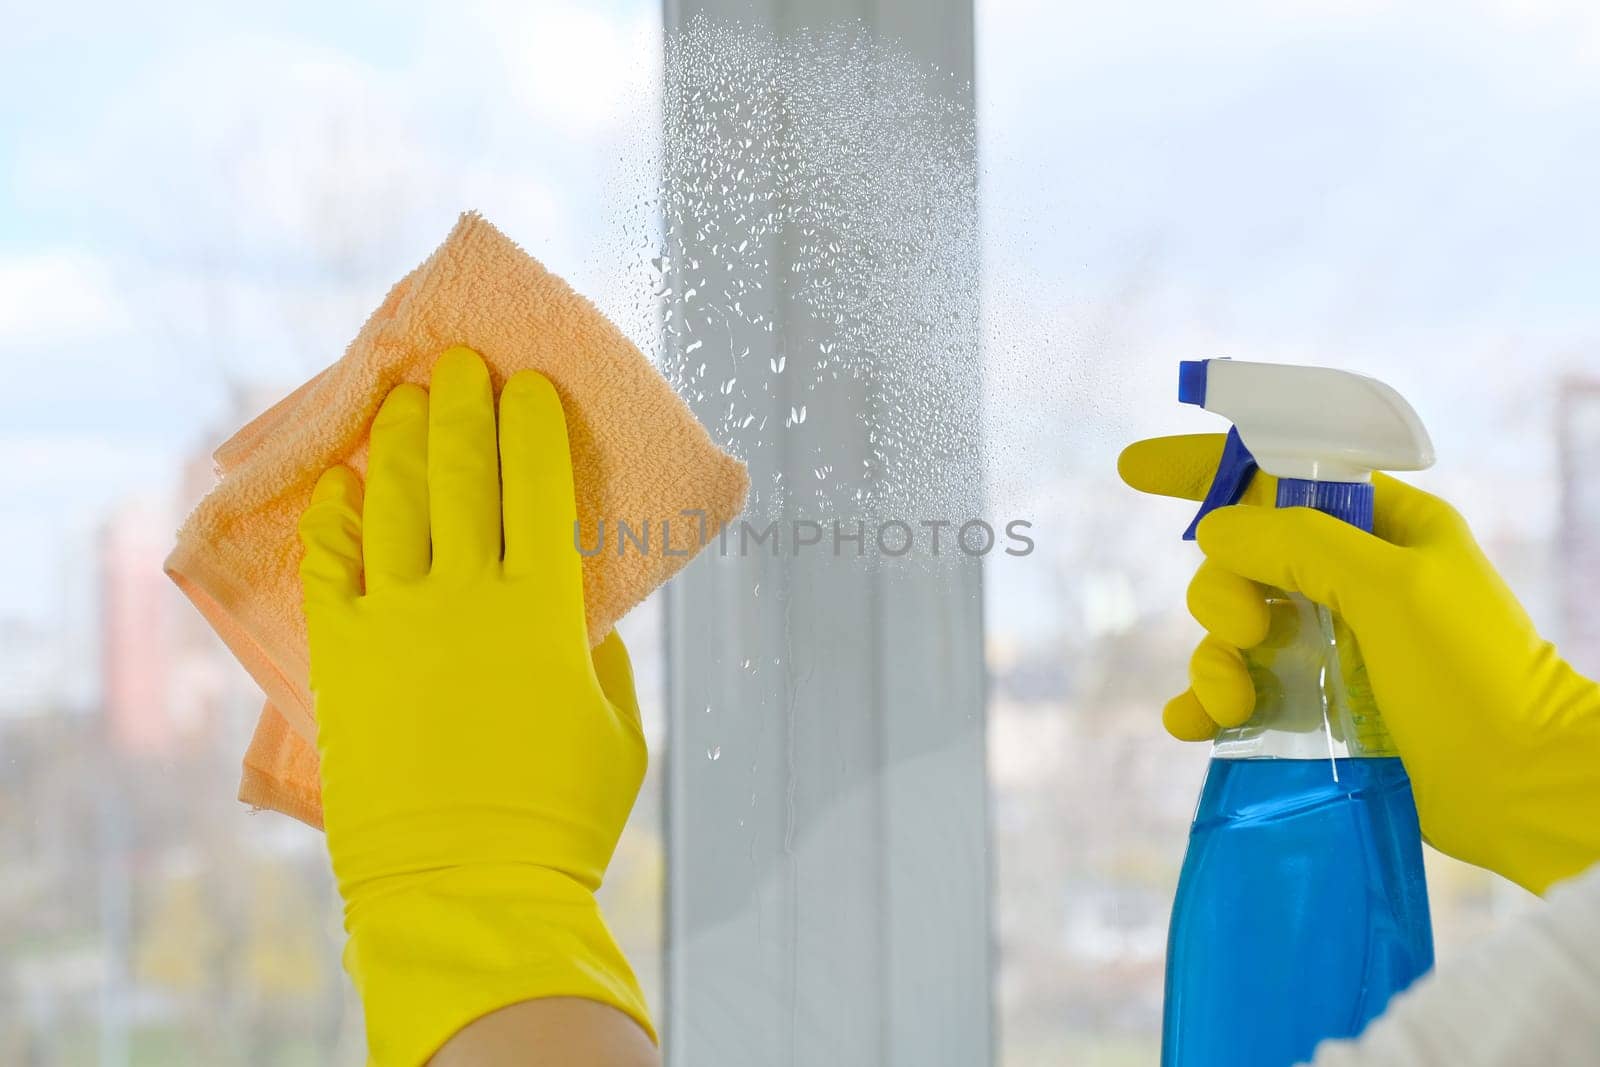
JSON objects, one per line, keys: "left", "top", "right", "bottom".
{"left": 1162, "top": 756, "right": 1433, "bottom": 1067}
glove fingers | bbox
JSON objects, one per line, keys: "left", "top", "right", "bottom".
{"left": 1189, "top": 634, "right": 1255, "bottom": 728}
{"left": 428, "top": 347, "right": 503, "bottom": 576}
{"left": 591, "top": 631, "right": 643, "bottom": 733}
{"left": 498, "top": 370, "right": 582, "bottom": 598}
{"left": 1372, "top": 472, "right": 1465, "bottom": 548}
{"left": 364, "top": 384, "right": 431, "bottom": 588}
{"left": 1162, "top": 689, "right": 1219, "bottom": 742}
{"left": 1117, "top": 434, "right": 1226, "bottom": 502}
{"left": 300, "top": 466, "right": 365, "bottom": 607}
{"left": 1196, "top": 504, "right": 1403, "bottom": 620}
{"left": 1187, "top": 559, "right": 1271, "bottom": 648}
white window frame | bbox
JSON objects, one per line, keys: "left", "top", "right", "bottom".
{"left": 659, "top": 1, "right": 991, "bottom": 1063}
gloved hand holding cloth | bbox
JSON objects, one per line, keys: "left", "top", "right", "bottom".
{"left": 298, "top": 347, "right": 654, "bottom": 1064}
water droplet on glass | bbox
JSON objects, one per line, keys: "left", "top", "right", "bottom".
{"left": 707, "top": 745, "right": 721, "bottom": 761}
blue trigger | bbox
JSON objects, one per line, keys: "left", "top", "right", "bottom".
{"left": 1183, "top": 427, "right": 1257, "bottom": 541}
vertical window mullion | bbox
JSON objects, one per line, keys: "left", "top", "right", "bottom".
{"left": 660, "top": 0, "right": 989, "bottom": 1064}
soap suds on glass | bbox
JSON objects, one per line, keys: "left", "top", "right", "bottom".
{"left": 601, "top": 17, "right": 996, "bottom": 523}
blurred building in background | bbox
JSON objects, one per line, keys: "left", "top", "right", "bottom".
{"left": 1, "top": 403, "right": 668, "bottom": 1064}
{"left": 101, "top": 499, "right": 178, "bottom": 753}
{"left": 0, "top": 425, "right": 358, "bottom": 1067}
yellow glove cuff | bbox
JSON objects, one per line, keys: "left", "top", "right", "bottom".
{"left": 344, "top": 864, "right": 655, "bottom": 1066}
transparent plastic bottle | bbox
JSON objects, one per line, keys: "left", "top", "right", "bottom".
{"left": 1160, "top": 586, "right": 1434, "bottom": 1067}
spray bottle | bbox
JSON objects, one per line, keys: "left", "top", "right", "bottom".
{"left": 1161, "top": 359, "right": 1436, "bottom": 1067}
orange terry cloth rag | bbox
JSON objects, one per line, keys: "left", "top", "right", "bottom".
{"left": 165, "top": 211, "right": 748, "bottom": 829}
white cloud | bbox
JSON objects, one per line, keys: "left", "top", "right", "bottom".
{"left": 0, "top": 433, "right": 175, "bottom": 494}
{"left": 0, "top": 251, "right": 133, "bottom": 347}
{"left": 14, "top": 6, "right": 659, "bottom": 295}
{"left": 475, "top": 0, "right": 662, "bottom": 137}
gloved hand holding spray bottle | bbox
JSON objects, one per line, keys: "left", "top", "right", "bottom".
{"left": 1160, "top": 359, "right": 1436, "bottom": 1066}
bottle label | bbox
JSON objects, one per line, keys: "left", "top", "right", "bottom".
{"left": 1331, "top": 614, "right": 1396, "bottom": 756}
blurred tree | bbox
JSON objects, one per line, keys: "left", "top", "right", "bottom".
{"left": 242, "top": 862, "right": 322, "bottom": 997}
{"left": 136, "top": 873, "right": 223, "bottom": 991}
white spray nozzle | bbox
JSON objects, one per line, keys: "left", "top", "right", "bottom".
{"left": 1181, "top": 359, "right": 1434, "bottom": 482}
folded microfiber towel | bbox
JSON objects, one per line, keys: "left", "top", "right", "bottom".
{"left": 166, "top": 212, "right": 748, "bottom": 828}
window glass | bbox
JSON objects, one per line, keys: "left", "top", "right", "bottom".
{"left": 977, "top": 0, "right": 1600, "bottom": 1061}
{"left": 0, "top": 3, "right": 664, "bottom": 1061}
{"left": 8, "top": 1, "right": 1600, "bottom": 1063}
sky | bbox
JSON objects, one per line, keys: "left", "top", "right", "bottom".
{"left": 973, "top": 0, "right": 1600, "bottom": 648}
{"left": 0, "top": 0, "right": 660, "bottom": 688}
{"left": 3, "top": 0, "right": 1600, "bottom": 697}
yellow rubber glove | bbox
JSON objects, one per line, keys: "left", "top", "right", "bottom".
{"left": 298, "top": 347, "right": 653, "bottom": 1065}
{"left": 1121, "top": 433, "right": 1600, "bottom": 896}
